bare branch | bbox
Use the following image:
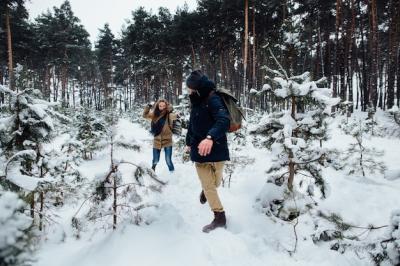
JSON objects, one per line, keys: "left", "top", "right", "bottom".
{"left": 268, "top": 47, "right": 289, "bottom": 80}
{"left": 72, "top": 194, "right": 97, "bottom": 218}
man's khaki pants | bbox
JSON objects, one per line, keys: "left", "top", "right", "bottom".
{"left": 195, "top": 161, "right": 225, "bottom": 212}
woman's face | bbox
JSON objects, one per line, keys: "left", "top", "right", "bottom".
{"left": 158, "top": 102, "right": 167, "bottom": 111}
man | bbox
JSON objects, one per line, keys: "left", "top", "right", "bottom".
{"left": 185, "top": 70, "right": 230, "bottom": 233}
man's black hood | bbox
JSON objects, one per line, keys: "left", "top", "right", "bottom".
{"left": 186, "top": 70, "right": 216, "bottom": 105}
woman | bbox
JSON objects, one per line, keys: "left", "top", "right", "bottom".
{"left": 143, "top": 99, "right": 177, "bottom": 172}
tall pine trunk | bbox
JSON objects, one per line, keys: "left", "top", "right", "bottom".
{"left": 252, "top": 0, "right": 257, "bottom": 90}
{"left": 288, "top": 95, "right": 296, "bottom": 191}
{"left": 333, "top": 0, "right": 342, "bottom": 102}
{"left": 387, "top": 0, "right": 398, "bottom": 109}
{"left": 243, "top": 0, "right": 249, "bottom": 106}
{"left": 6, "top": 5, "right": 14, "bottom": 91}
{"left": 368, "top": 0, "right": 379, "bottom": 108}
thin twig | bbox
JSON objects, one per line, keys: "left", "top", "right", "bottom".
{"left": 116, "top": 203, "right": 158, "bottom": 211}
{"left": 289, "top": 192, "right": 299, "bottom": 255}
{"left": 268, "top": 47, "right": 289, "bottom": 80}
{"left": 294, "top": 155, "right": 324, "bottom": 165}
{"left": 115, "top": 182, "right": 146, "bottom": 189}
{"left": 349, "top": 224, "right": 388, "bottom": 230}
{"left": 72, "top": 194, "right": 97, "bottom": 218}
{"left": 23, "top": 208, "right": 59, "bottom": 224}
{"left": 118, "top": 161, "right": 167, "bottom": 186}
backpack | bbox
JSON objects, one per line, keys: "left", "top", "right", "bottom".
{"left": 214, "top": 88, "right": 245, "bottom": 133}
{"left": 168, "top": 113, "right": 182, "bottom": 136}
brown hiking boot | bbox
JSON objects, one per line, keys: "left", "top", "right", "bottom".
{"left": 200, "top": 190, "right": 207, "bottom": 204}
{"left": 202, "top": 211, "right": 226, "bottom": 233}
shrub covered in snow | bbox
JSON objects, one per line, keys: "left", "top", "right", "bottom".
{"left": 0, "top": 191, "right": 34, "bottom": 266}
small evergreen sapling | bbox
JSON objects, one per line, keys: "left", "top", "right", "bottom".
{"left": 0, "top": 85, "right": 73, "bottom": 230}
{"left": 175, "top": 90, "right": 191, "bottom": 129}
{"left": 338, "top": 118, "right": 386, "bottom": 177}
{"left": 250, "top": 54, "right": 339, "bottom": 220}
{"left": 72, "top": 114, "right": 165, "bottom": 233}
{"left": 75, "top": 107, "right": 106, "bottom": 160}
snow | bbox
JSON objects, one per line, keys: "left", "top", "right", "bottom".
{"left": 4, "top": 150, "right": 40, "bottom": 191}
{"left": 385, "top": 169, "right": 400, "bottom": 180}
{"left": 1, "top": 115, "right": 392, "bottom": 266}
{"left": 6, "top": 169, "right": 41, "bottom": 191}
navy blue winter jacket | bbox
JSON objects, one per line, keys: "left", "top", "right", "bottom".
{"left": 185, "top": 92, "right": 230, "bottom": 163}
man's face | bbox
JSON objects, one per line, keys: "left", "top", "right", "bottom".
{"left": 188, "top": 88, "right": 199, "bottom": 96}
{"left": 158, "top": 102, "right": 167, "bottom": 111}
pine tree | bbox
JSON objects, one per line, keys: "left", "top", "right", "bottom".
{"left": 0, "top": 84, "right": 71, "bottom": 230}
{"left": 250, "top": 57, "right": 339, "bottom": 220}
{"left": 74, "top": 107, "right": 106, "bottom": 160}
{"left": 95, "top": 24, "right": 117, "bottom": 109}
{"left": 33, "top": 0, "right": 90, "bottom": 106}
{"left": 0, "top": 0, "right": 28, "bottom": 91}
{"left": 72, "top": 113, "right": 165, "bottom": 233}
{"left": 338, "top": 117, "right": 386, "bottom": 177}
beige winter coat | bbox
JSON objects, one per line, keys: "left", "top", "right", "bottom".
{"left": 143, "top": 102, "right": 177, "bottom": 150}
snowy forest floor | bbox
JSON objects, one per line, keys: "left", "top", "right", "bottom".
{"left": 33, "top": 114, "right": 400, "bottom": 266}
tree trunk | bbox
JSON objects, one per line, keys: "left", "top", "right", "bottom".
{"left": 368, "top": 0, "right": 379, "bottom": 108}
{"left": 6, "top": 6, "right": 14, "bottom": 91}
{"left": 347, "top": 0, "right": 356, "bottom": 112}
{"left": 191, "top": 44, "right": 196, "bottom": 69}
{"left": 30, "top": 192, "right": 35, "bottom": 219}
{"left": 39, "top": 192, "right": 44, "bottom": 231}
{"left": 252, "top": 0, "right": 257, "bottom": 90}
{"left": 333, "top": 0, "right": 342, "bottom": 102}
{"left": 387, "top": 0, "right": 398, "bottom": 109}
{"left": 397, "top": 47, "right": 400, "bottom": 107}
{"left": 45, "top": 65, "right": 51, "bottom": 101}
{"left": 358, "top": 0, "right": 368, "bottom": 111}
{"left": 243, "top": 0, "right": 249, "bottom": 106}
{"left": 288, "top": 95, "right": 296, "bottom": 191}
{"left": 61, "top": 65, "right": 67, "bottom": 107}
{"left": 113, "top": 173, "right": 117, "bottom": 230}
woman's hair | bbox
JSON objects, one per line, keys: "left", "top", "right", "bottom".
{"left": 154, "top": 99, "right": 168, "bottom": 118}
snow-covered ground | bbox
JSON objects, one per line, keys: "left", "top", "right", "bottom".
{"left": 33, "top": 117, "right": 400, "bottom": 266}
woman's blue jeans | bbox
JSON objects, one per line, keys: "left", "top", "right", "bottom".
{"left": 152, "top": 146, "right": 174, "bottom": 172}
